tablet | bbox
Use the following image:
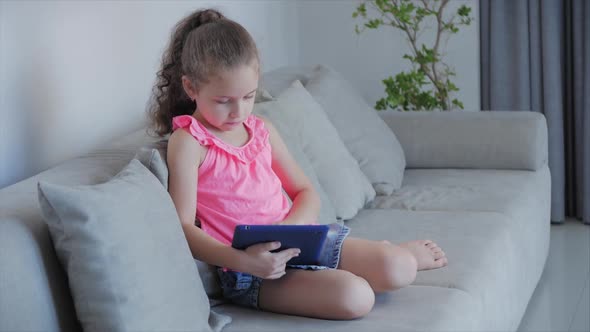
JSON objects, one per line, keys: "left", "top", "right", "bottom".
{"left": 231, "top": 224, "right": 330, "bottom": 266}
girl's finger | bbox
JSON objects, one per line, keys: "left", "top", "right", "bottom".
{"left": 276, "top": 248, "right": 300, "bottom": 262}
{"left": 267, "top": 270, "right": 287, "bottom": 280}
{"left": 258, "top": 241, "right": 281, "bottom": 252}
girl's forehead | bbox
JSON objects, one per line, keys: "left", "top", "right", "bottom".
{"left": 206, "top": 65, "right": 259, "bottom": 96}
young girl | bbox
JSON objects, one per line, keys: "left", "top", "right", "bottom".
{"left": 149, "top": 8, "right": 447, "bottom": 320}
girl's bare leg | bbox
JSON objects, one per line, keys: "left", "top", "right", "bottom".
{"left": 338, "top": 237, "right": 448, "bottom": 293}
{"left": 258, "top": 268, "right": 375, "bottom": 320}
{"left": 258, "top": 237, "right": 448, "bottom": 319}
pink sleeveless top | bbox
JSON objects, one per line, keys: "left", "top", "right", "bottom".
{"left": 172, "top": 114, "right": 291, "bottom": 245}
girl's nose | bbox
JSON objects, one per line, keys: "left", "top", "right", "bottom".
{"left": 230, "top": 101, "right": 246, "bottom": 118}
{"left": 229, "top": 109, "right": 240, "bottom": 118}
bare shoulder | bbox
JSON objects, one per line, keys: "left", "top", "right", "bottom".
{"left": 256, "top": 115, "right": 290, "bottom": 157}
{"left": 257, "top": 114, "right": 271, "bottom": 126}
{"left": 167, "top": 129, "right": 205, "bottom": 167}
{"left": 257, "top": 115, "right": 278, "bottom": 138}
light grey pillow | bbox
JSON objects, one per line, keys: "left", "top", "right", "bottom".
{"left": 305, "top": 65, "right": 406, "bottom": 195}
{"left": 134, "top": 146, "right": 225, "bottom": 302}
{"left": 271, "top": 80, "right": 375, "bottom": 220}
{"left": 37, "top": 159, "right": 231, "bottom": 332}
{"left": 253, "top": 100, "right": 339, "bottom": 225}
{"left": 255, "top": 87, "right": 273, "bottom": 103}
{"left": 135, "top": 141, "right": 169, "bottom": 188}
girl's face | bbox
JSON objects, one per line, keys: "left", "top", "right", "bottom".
{"left": 183, "top": 63, "right": 259, "bottom": 133}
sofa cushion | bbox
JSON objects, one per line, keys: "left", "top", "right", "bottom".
{"left": 255, "top": 88, "right": 273, "bottom": 103}
{"left": 346, "top": 200, "right": 549, "bottom": 332}
{"left": 260, "top": 65, "right": 316, "bottom": 97}
{"left": 364, "top": 167, "right": 552, "bottom": 331}
{"left": 135, "top": 142, "right": 169, "bottom": 187}
{"left": 305, "top": 65, "right": 406, "bottom": 195}
{"left": 378, "top": 110, "right": 549, "bottom": 171}
{"left": 369, "top": 167, "right": 551, "bottom": 217}
{"left": 269, "top": 80, "right": 375, "bottom": 220}
{"left": 216, "top": 285, "right": 481, "bottom": 332}
{"left": 253, "top": 101, "right": 339, "bottom": 225}
{"left": 0, "top": 216, "right": 81, "bottom": 332}
{"left": 37, "top": 159, "right": 230, "bottom": 332}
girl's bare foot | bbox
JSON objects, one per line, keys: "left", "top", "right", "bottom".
{"left": 399, "top": 240, "right": 448, "bottom": 271}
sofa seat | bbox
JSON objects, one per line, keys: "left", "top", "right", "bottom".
{"left": 215, "top": 206, "right": 545, "bottom": 332}
{"left": 362, "top": 167, "right": 550, "bottom": 331}
{"left": 349, "top": 207, "right": 548, "bottom": 332}
{"left": 368, "top": 167, "right": 552, "bottom": 331}
{"left": 214, "top": 165, "right": 551, "bottom": 332}
{"left": 217, "top": 284, "right": 481, "bottom": 332}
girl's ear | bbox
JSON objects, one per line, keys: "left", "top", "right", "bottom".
{"left": 181, "top": 75, "right": 198, "bottom": 100}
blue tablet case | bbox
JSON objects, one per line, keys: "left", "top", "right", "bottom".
{"left": 231, "top": 224, "right": 330, "bottom": 266}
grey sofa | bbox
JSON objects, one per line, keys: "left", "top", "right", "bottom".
{"left": 0, "top": 66, "right": 550, "bottom": 332}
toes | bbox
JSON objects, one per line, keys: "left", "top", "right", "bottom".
{"left": 426, "top": 241, "right": 440, "bottom": 250}
{"left": 423, "top": 257, "right": 447, "bottom": 270}
{"left": 434, "top": 257, "right": 448, "bottom": 268}
{"left": 433, "top": 251, "right": 445, "bottom": 259}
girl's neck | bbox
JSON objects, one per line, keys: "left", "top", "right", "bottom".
{"left": 191, "top": 111, "right": 250, "bottom": 147}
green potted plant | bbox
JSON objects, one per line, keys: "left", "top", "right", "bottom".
{"left": 353, "top": 0, "right": 473, "bottom": 111}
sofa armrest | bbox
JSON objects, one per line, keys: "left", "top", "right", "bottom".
{"left": 379, "top": 111, "right": 548, "bottom": 171}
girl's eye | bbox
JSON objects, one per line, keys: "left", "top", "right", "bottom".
{"left": 216, "top": 100, "right": 229, "bottom": 104}
{"left": 245, "top": 94, "right": 255, "bottom": 100}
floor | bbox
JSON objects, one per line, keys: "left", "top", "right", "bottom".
{"left": 518, "top": 218, "right": 590, "bottom": 332}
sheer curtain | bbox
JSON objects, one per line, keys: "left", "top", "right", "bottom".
{"left": 480, "top": 0, "right": 589, "bottom": 224}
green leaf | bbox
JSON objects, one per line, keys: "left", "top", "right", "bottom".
{"left": 365, "top": 18, "right": 384, "bottom": 29}
{"left": 447, "top": 81, "right": 459, "bottom": 92}
{"left": 458, "top": 5, "right": 471, "bottom": 17}
{"left": 358, "top": 3, "right": 367, "bottom": 16}
{"left": 375, "top": 0, "right": 388, "bottom": 12}
{"left": 375, "top": 98, "right": 387, "bottom": 111}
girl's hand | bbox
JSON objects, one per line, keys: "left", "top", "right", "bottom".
{"left": 241, "top": 242, "right": 300, "bottom": 279}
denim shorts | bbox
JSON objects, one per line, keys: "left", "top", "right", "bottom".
{"left": 217, "top": 223, "right": 350, "bottom": 309}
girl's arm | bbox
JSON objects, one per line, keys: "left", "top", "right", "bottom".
{"left": 261, "top": 117, "right": 321, "bottom": 225}
{"left": 167, "top": 129, "right": 242, "bottom": 267}
{"left": 167, "top": 129, "right": 299, "bottom": 278}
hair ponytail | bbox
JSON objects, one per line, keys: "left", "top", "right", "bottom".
{"left": 147, "top": 9, "right": 227, "bottom": 137}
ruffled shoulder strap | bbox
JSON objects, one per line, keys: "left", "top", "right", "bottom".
{"left": 172, "top": 114, "right": 270, "bottom": 163}
{"left": 226, "top": 115, "right": 269, "bottom": 163}
{"left": 172, "top": 115, "right": 216, "bottom": 147}
{"left": 244, "top": 114, "right": 270, "bottom": 145}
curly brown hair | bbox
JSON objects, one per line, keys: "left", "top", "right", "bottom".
{"left": 147, "top": 9, "right": 260, "bottom": 137}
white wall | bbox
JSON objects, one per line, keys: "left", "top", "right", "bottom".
{"left": 296, "top": 0, "right": 480, "bottom": 110}
{"left": 0, "top": 0, "right": 479, "bottom": 189}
